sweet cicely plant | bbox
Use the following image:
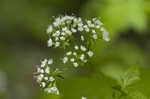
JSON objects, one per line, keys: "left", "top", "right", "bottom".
{"left": 34, "top": 15, "right": 110, "bottom": 95}
{"left": 33, "top": 15, "right": 148, "bottom": 99}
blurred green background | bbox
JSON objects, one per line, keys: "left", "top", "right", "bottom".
{"left": 0, "top": 0, "right": 150, "bottom": 99}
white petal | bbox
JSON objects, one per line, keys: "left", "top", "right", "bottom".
{"left": 48, "top": 39, "right": 53, "bottom": 47}
{"left": 87, "top": 51, "right": 94, "bottom": 57}
{"left": 47, "top": 25, "right": 53, "bottom": 33}
{"left": 48, "top": 59, "right": 53, "bottom": 64}
{"left": 73, "top": 62, "right": 79, "bottom": 67}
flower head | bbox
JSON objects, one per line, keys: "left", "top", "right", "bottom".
{"left": 34, "top": 15, "right": 110, "bottom": 95}
{"left": 34, "top": 58, "right": 61, "bottom": 95}
{"left": 46, "top": 16, "right": 110, "bottom": 67}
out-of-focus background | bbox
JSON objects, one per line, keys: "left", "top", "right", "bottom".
{"left": 0, "top": 0, "right": 150, "bottom": 99}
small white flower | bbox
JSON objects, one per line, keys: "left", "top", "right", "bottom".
{"left": 70, "top": 58, "right": 75, "bottom": 62}
{"left": 74, "top": 45, "right": 79, "bottom": 50}
{"left": 80, "top": 54, "right": 85, "bottom": 61}
{"left": 44, "top": 88, "right": 51, "bottom": 93}
{"left": 78, "top": 18, "right": 82, "bottom": 22}
{"left": 92, "top": 18, "right": 97, "bottom": 21}
{"left": 73, "top": 18, "right": 78, "bottom": 23}
{"left": 44, "top": 77, "right": 48, "bottom": 80}
{"left": 44, "top": 87, "right": 59, "bottom": 95}
{"left": 101, "top": 27, "right": 110, "bottom": 41}
{"left": 78, "top": 23, "right": 83, "bottom": 27}
{"left": 66, "top": 51, "right": 72, "bottom": 56}
{"left": 48, "top": 39, "right": 53, "bottom": 47}
{"left": 55, "top": 37, "right": 59, "bottom": 41}
{"left": 81, "top": 35, "right": 84, "bottom": 41}
{"left": 63, "top": 57, "right": 68, "bottom": 63}
{"left": 39, "top": 74, "right": 44, "bottom": 78}
{"left": 48, "top": 59, "right": 53, "bottom": 64}
{"left": 96, "top": 25, "right": 100, "bottom": 28}
{"left": 87, "top": 20, "right": 92, "bottom": 26}
{"left": 81, "top": 97, "right": 87, "bottom": 99}
{"left": 61, "top": 32, "right": 65, "bottom": 36}
{"left": 87, "top": 19, "right": 94, "bottom": 27}
{"left": 50, "top": 87, "right": 59, "bottom": 95}
{"left": 41, "top": 82, "right": 46, "bottom": 88}
{"left": 71, "top": 28, "right": 77, "bottom": 33}
{"left": 84, "top": 59, "right": 87, "bottom": 63}
{"left": 41, "top": 59, "right": 47, "bottom": 67}
{"left": 73, "top": 62, "right": 79, "bottom": 67}
{"left": 62, "top": 27, "right": 67, "bottom": 31}
{"left": 52, "top": 33, "right": 57, "bottom": 37}
{"left": 78, "top": 27, "right": 83, "bottom": 31}
{"left": 55, "top": 17, "right": 61, "bottom": 22}
{"left": 45, "top": 67, "right": 50, "bottom": 74}
{"left": 87, "top": 51, "right": 94, "bottom": 57}
{"left": 80, "top": 45, "right": 86, "bottom": 51}
{"left": 49, "top": 76, "right": 55, "bottom": 82}
{"left": 73, "top": 52, "right": 77, "bottom": 56}
{"left": 95, "top": 19, "right": 103, "bottom": 26}
{"left": 66, "top": 20, "right": 71, "bottom": 24}
{"left": 90, "top": 24, "right": 94, "bottom": 27}
{"left": 66, "top": 30, "right": 72, "bottom": 35}
{"left": 93, "top": 34, "right": 98, "bottom": 40}
{"left": 47, "top": 25, "right": 53, "bottom": 33}
{"left": 55, "top": 31, "right": 60, "bottom": 36}
{"left": 60, "top": 36, "right": 65, "bottom": 40}
{"left": 40, "top": 69, "right": 44, "bottom": 73}
{"left": 83, "top": 25, "right": 89, "bottom": 32}
{"left": 55, "top": 42, "right": 60, "bottom": 47}
{"left": 92, "top": 29, "right": 96, "bottom": 34}
{"left": 53, "top": 22, "right": 59, "bottom": 27}
{"left": 37, "top": 68, "right": 41, "bottom": 73}
{"left": 36, "top": 74, "right": 44, "bottom": 82}
{"left": 53, "top": 17, "right": 61, "bottom": 27}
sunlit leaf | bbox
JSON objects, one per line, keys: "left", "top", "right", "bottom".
{"left": 119, "top": 65, "right": 140, "bottom": 89}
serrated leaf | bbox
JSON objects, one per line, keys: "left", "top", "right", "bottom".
{"left": 127, "top": 91, "right": 147, "bottom": 99}
{"left": 120, "top": 66, "right": 140, "bottom": 89}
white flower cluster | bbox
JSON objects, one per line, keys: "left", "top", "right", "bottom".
{"left": 47, "top": 16, "right": 109, "bottom": 48}
{"left": 35, "top": 15, "right": 110, "bottom": 95}
{"left": 34, "top": 59, "right": 59, "bottom": 95}
{"left": 46, "top": 15, "right": 110, "bottom": 68}
{"left": 63, "top": 48, "right": 94, "bottom": 68}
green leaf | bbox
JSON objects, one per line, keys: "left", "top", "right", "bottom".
{"left": 127, "top": 91, "right": 147, "bottom": 99}
{"left": 119, "top": 65, "right": 140, "bottom": 89}
{"left": 82, "top": 0, "right": 148, "bottom": 38}
{"left": 101, "top": 64, "right": 124, "bottom": 82}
